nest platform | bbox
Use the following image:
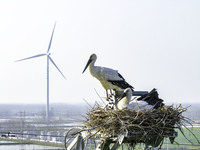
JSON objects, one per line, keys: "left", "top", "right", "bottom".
{"left": 85, "top": 104, "right": 188, "bottom": 149}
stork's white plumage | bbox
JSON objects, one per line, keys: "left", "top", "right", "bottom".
{"left": 128, "top": 99, "right": 154, "bottom": 112}
{"left": 117, "top": 88, "right": 132, "bottom": 110}
{"left": 117, "top": 88, "right": 154, "bottom": 111}
{"left": 82, "top": 54, "right": 134, "bottom": 98}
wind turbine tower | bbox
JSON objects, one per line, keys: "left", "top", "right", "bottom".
{"left": 16, "top": 23, "right": 66, "bottom": 123}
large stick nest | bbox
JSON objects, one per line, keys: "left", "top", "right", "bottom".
{"left": 85, "top": 104, "right": 190, "bottom": 147}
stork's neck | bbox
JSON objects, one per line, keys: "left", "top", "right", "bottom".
{"left": 88, "top": 60, "right": 97, "bottom": 77}
{"left": 127, "top": 95, "right": 132, "bottom": 103}
{"left": 121, "top": 97, "right": 129, "bottom": 105}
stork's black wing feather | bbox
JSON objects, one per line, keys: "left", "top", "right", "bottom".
{"left": 108, "top": 73, "right": 134, "bottom": 90}
{"left": 137, "top": 88, "right": 164, "bottom": 109}
{"left": 117, "top": 73, "right": 125, "bottom": 80}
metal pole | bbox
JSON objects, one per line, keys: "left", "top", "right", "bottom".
{"left": 46, "top": 56, "right": 49, "bottom": 124}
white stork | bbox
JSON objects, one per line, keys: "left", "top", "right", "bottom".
{"left": 82, "top": 54, "right": 134, "bottom": 98}
{"left": 117, "top": 88, "right": 132, "bottom": 110}
{"left": 117, "top": 88, "right": 164, "bottom": 111}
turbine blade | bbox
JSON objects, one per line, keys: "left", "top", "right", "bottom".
{"left": 47, "top": 22, "right": 56, "bottom": 53}
{"left": 15, "top": 54, "right": 46, "bottom": 62}
{"left": 48, "top": 56, "right": 66, "bottom": 79}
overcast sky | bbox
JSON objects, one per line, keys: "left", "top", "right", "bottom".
{"left": 0, "top": 0, "right": 199, "bottom": 105}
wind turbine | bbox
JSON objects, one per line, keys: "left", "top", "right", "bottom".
{"left": 16, "top": 23, "right": 66, "bottom": 123}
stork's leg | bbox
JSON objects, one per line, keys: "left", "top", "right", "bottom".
{"left": 106, "top": 90, "right": 109, "bottom": 101}
{"left": 110, "top": 89, "right": 113, "bottom": 96}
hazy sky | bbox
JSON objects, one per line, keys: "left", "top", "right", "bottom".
{"left": 0, "top": 0, "right": 199, "bottom": 105}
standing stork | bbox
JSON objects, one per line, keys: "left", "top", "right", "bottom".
{"left": 82, "top": 54, "right": 134, "bottom": 99}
